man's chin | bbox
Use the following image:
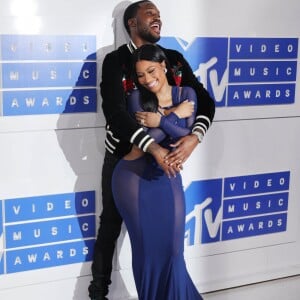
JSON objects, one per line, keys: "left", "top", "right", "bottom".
{"left": 150, "top": 35, "right": 160, "bottom": 43}
{"left": 141, "top": 32, "right": 160, "bottom": 44}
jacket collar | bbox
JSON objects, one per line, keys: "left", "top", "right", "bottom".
{"left": 127, "top": 40, "right": 137, "bottom": 54}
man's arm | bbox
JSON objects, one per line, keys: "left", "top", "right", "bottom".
{"left": 101, "top": 50, "right": 138, "bottom": 139}
{"left": 176, "top": 51, "right": 215, "bottom": 127}
{"left": 101, "top": 50, "right": 155, "bottom": 152}
{"left": 164, "top": 50, "right": 215, "bottom": 164}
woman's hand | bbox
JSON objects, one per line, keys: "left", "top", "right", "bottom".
{"left": 173, "top": 100, "right": 195, "bottom": 118}
{"left": 135, "top": 111, "right": 161, "bottom": 128}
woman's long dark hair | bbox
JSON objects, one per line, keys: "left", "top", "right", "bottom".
{"left": 131, "top": 44, "right": 173, "bottom": 112}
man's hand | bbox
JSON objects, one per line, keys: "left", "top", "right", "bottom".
{"left": 165, "top": 134, "right": 199, "bottom": 167}
{"left": 147, "top": 142, "right": 180, "bottom": 178}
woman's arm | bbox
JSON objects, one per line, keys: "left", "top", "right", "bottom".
{"left": 158, "top": 87, "right": 197, "bottom": 138}
{"left": 172, "top": 50, "right": 215, "bottom": 134}
{"left": 127, "top": 90, "right": 167, "bottom": 144}
{"left": 128, "top": 87, "right": 197, "bottom": 141}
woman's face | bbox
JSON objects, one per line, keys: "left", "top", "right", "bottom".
{"left": 135, "top": 59, "right": 166, "bottom": 93}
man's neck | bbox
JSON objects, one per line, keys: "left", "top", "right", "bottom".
{"left": 131, "top": 37, "right": 154, "bottom": 49}
{"left": 128, "top": 39, "right": 154, "bottom": 53}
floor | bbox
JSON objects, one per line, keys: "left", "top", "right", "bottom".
{"left": 124, "top": 275, "right": 300, "bottom": 300}
{"left": 1, "top": 274, "right": 299, "bottom": 300}
{"left": 202, "top": 275, "right": 300, "bottom": 300}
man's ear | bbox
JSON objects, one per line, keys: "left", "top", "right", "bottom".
{"left": 128, "top": 18, "right": 137, "bottom": 29}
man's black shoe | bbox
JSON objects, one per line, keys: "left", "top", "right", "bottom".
{"left": 88, "top": 278, "right": 110, "bottom": 300}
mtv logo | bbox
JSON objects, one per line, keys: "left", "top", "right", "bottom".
{"left": 184, "top": 179, "right": 223, "bottom": 245}
{"left": 159, "top": 37, "right": 228, "bottom": 107}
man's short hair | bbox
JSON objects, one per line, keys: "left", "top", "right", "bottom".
{"left": 123, "top": 0, "right": 151, "bottom": 35}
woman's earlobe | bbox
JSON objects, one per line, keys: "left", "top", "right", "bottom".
{"left": 160, "top": 61, "right": 167, "bottom": 73}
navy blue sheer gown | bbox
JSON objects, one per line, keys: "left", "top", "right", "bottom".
{"left": 112, "top": 86, "right": 203, "bottom": 300}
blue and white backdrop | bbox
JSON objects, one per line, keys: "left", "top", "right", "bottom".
{"left": 0, "top": 0, "right": 299, "bottom": 299}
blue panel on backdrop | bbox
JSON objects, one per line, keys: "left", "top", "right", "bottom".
{"left": 223, "top": 192, "right": 289, "bottom": 219}
{"left": 0, "top": 34, "right": 97, "bottom": 116}
{"left": 227, "top": 83, "right": 295, "bottom": 106}
{"left": 185, "top": 179, "right": 223, "bottom": 244}
{"left": 159, "top": 37, "right": 228, "bottom": 107}
{"left": 222, "top": 213, "right": 287, "bottom": 240}
{"left": 0, "top": 35, "right": 96, "bottom": 61}
{"left": 224, "top": 171, "right": 290, "bottom": 197}
{"left": 5, "top": 191, "right": 95, "bottom": 222}
{"left": 228, "top": 37, "right": 298, "bottom": 107}
{"left": 159, "top": 36, "right": 298, "bottom": 107}
{"left": 0, "top": 191, "right": 96, "bottom": 275}
{"left": 0, "top": 200, "right": 4, "bottom": 275}
{"left": 1, "top": 62, "right": 96, "bottom": 88}
{"left": 6, "top": 239, "right": 95, "bottom": 273}
{"left": 5, "top": 215, "right": 96, "bottom": 248}
{"left": 229, "top": 61, "right": 297, "bottom": 82}
{"left": 229, "top": 38, "right": 298, "bottom": 59}
{"left": 184, "top": 171, "right": 290, "bottom": 245}
{"left": 3, "top": 88, "right": 97, "bottom": 115}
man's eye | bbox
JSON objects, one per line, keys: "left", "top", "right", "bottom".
{"left": 146, "top": 10, "right": 154, "bottom": 16}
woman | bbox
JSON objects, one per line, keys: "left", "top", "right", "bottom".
{"left": 112, "top": 44, "right": 202, "bottom": 300}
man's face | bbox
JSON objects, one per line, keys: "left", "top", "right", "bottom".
{"left": 135, "top": 2, "right": 162, "bottom": 43}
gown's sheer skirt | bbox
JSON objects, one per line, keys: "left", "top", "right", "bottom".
{"left": 112, "top": 155, "right": 203, "bottom": 300}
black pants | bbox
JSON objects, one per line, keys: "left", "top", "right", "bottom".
{"left": 88, "top": 151, "right": 123, "bottom": 298}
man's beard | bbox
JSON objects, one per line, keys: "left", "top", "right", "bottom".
{"left": 139, "top": 29, "right": 160, "bottom": 44}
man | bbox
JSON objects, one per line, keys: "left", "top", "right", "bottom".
{"left": 88, "top": 1, "right": 215, "bottom": 299}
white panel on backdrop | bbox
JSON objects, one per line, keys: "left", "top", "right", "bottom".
{"left": 159, "top": 0, "right": 300, "bottom": 37}
{"left": 0, "top": 128, "right": 105, "bottom": 195}
{"left": 0, "top": 127, "right": 105, "bottom": 289}
{"left": 178, "top": 117, "right": 300, "bottom": 291}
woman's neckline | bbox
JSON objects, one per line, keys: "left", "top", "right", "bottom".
{"left": 157, "top": 86, "right": 174, "bottom": 108}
